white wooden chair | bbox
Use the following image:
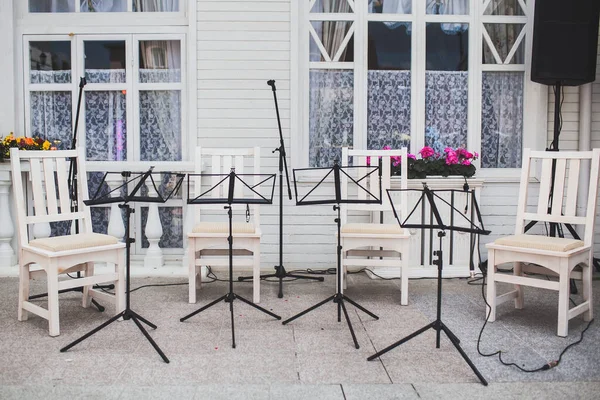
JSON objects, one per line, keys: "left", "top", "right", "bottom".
{"left": 10, "top": 148, "right": 125, "bottom": 337}
{"left": 340, "top": 147, "right": 411, "bottom": 305}
{"left": 188, "top": 147, "right": 263, "bottom": 304}
{"left": 486, "top": 148, "right": 600, "bottom": 337}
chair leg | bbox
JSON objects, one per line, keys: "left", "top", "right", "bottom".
{"left": 513, "top": 262, "right": 524, "bottom": 309}
{"left": 116, "top": 251, "right": 126, "bottom": 313}
{"left": 47, "top": 266, "right": 60, "bottom": 337}
{"left": 188, "top": 241, "right": 197, "bottom": 304}
{"left": 253, "top": 243, "right": 260, "bottom": 304}
{"left": 17, "top": 262, "right": 29, "bottom": 321}
{"left": 583, "top": 259, "right": 593, "bottom": 322}
{"left": 82, "top": 262, "right": 93, "bottom": 309}
{"left": 557, "top": 263, "right": 570, "bottom": 337}
{"left": 486, "top": 250, "right": 496, "bottom": 322}
{"left": 400, "top": 247, "right": 409, "bottom": 306}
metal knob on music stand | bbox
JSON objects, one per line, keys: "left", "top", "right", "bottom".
{"left": 60, "top": 168, "right": 185, "bottom": 363}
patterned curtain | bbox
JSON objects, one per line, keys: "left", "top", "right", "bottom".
{"left": 425, "top": 71, "right": 468, "bottom": 153}
{"left": 309, "top": 70, "right": 354, "bottom": 167}
{"left": 481, "top": 72, "right": 523, "bottom": 168}
{"left": 80, "top": 0, "right": 126, "bottom": 12}
{"left": 310, "top": 70, "right": 522, "bottom": 168}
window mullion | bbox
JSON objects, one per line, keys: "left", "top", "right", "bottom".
{"left": 355, "top": 0, "right": 366, "bottom": 150}
{"left": 413, "top": 0, "right": 426, "bottom": 153}
{"left": 470, "top": 0, "right": 482, "bottom": 165}
{"left": 128, "top": 35, "right": 137, "bottom": 162}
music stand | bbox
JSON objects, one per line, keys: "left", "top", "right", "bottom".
{"left": 281, "top": 161, "right": 380, "bottom": 349}
{"left": 367, "top": 185, "right": 490, "bottom": 386}
{"left": 180, "top": 169, "right": 281, "bottom": 348}
{"left": 61, "top": 168, "right": 185, "bottom": 363}
{"left": 237, "top": 79, "right": 324, "bottom": 296}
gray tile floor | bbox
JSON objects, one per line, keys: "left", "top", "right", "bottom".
{"left": 1, "top": 272, "right": 599, "bottom": 399}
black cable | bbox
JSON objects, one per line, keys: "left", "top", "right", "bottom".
{"left": 476, "top": 267, "right": 593, "bottom": 372}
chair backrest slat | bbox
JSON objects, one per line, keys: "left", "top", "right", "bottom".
{"left": 43, "top": 157, "right": 59, "bottom": 215}
{"left": 537, "top": 158, "right": 552, "bottom": 215}
{"left": 564, "top": 159, "right": 580, "bottom": 216}
{"left": 55, "top": 157, "right": 71, "bottom": 213}
{"left": 550, "top": 158, "right": 566, "bottom": 216}
{"left": 29, "top": 158, "right": 47, "bottom": 217}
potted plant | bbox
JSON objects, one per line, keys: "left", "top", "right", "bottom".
{"left": 0, "top": 133, "right": 54, "bottom": 162}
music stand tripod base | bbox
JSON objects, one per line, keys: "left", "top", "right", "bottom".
{"left": 368, "top": 188, "right": 489, "bottom": 386}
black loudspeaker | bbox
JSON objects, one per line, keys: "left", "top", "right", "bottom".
{"left": 531, "top": 0, "right": 600, "bottom": 86}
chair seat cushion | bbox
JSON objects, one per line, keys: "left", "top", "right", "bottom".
{"left": 191, "top": 222, "right": 256, "bottom": 234}
{"left": 341, "top": 223, "right": 404, "bottom": 235}
{"left": 28, "top": 233, "right": 119, "bottom": 252}
{"left": 493, "top": 234, "right": 585, "bottom": 252}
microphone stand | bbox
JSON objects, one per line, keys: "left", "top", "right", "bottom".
{"left": 29, "top": 77, "right": 112, "bottom": 310}
{"left": 238, "top": 80, "right": 323, "bottom": 298}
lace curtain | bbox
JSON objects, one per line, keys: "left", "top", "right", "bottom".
{"left": 309, "top": 70, "right": 354, "bottom": 167}
{"left": 481, "top": 72, "right": 523, "bottom": 168}
{"left": 310, "top": 70, "right": 523, "bottom": 168}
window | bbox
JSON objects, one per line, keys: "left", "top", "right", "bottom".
{"left": 25, "top": 33, "right": 185, "bottom": 251}
{"left": 301, "top": 0, "right": 530, "bottom": 170}
{"left": 28, "top": 0, "right": 180, "bottom": 13}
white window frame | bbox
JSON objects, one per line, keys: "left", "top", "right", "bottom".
{"left": 292, "top": 0, "right": 548, "bottom": 180}
{"left": 15, "top": 2, "right": 196, "bottom": 256}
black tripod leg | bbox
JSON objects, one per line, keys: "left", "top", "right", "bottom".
{"left": 440, "top": 324, "right": 487, "bottom": 386}
{"left": 235, "top": 294, "right": 281, "bottom": 320}
{"left": 340, "top": 300, "right": 359, "bottom": 349}
{"left": 367, "top": 322, "right": 436, "bottom": 361}
{"left": 60, "top": 311, "right": 124, "bottom": 352}
{"left": 131, "top": 316, "right": 170, "bottom": 363}
{"left": 337, "top": 298, "right": 341, "bottom": 322}
{"left": 282, "top": 295, "right": 335, "bottom": 325}
{"left": 130, "top": 310, "right": 157, "bottom": 330}
{"left": 230, "top": 297, "right": 236, "bottom": 348}
{"left": 180, "top": 294, "right": 228, "bottom": 322}
{"left": 343, "top": 296, "right": 379, "bottom": 320}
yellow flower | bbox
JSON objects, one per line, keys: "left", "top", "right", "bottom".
{"left": 43, "top": 141, "right": 51, "bottom": 150}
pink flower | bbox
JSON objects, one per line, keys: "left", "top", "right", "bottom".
{"left": 383, "top": 145, "right": 391, "bottom": 150}
{"left": 444, "top": 147, "right": 454, "bottom": 153}
{"left": 408, "top": 153, "right": 416, "bottom": 159}
{"left": 473, "top": 152, "right": 479, "bottom": 159}
{"left": 445, "top": 150, "right": 459, "bottom": 165}
{"left": 462, "top": 159, "right": 471, "bottom": 166}
{"left": 419, "top": 146, "right": 435, "bottom": 158}
{"left": 366, "top": 156, "right": 371, "bottom": 166}
{"left": 391, "top": 155, "right": 401, "bottom": 166}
